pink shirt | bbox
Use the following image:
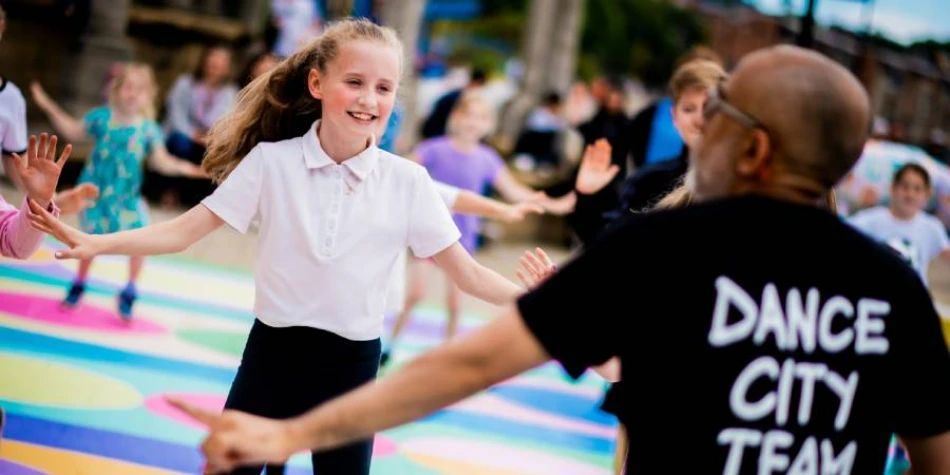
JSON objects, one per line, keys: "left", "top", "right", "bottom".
{"left": 0, "top": 196, "right": 58, "bottom": 259}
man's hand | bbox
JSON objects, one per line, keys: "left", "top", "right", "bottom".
{"left": 167, "top": 397, "right": 300, "bottom": 474}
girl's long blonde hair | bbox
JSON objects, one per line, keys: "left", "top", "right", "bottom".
{"left": 650, "top": 182, "right": 838, "bottom": 212}
{"left": 651, "top": 182, "right": 692, "bottom": 210}
{"left": 109, "top": 63, "right": 158, "bottom": 120}
{"left": 202, "top": 18, "right": 403, "bottom": 183}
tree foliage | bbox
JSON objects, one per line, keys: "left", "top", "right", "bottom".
{"left": 428, "top": 0, "right": 708, "bottom": 88}
{"left": 579, "top": 0, "right": 708, "bottom": 88}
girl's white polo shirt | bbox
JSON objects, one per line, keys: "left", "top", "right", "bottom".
{"left": 384, "top": 181, "right": 462, "bottom": 315}
{"left": 201, "top": 121, "right": 461, "bottom": 340}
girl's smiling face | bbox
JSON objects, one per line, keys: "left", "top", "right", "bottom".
{"left": 310, "top": 39, "right": 400, "bottom": 147}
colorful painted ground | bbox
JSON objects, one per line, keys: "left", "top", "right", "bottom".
{"left": 0, "top": 241, "right": 617, "bottom": 474}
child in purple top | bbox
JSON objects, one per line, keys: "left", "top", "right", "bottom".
{"left": 416, "top": 136, "right": 503, "bottom": 252}
{"left": 415, "top": 94, "right": 540, "bottom": 251}
{"left": 381, "top": 92, "right": 541, "bottom": 363}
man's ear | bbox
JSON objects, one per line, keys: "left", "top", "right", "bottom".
{"left": 736, "top": 129, "right": 771, "bottom": 181}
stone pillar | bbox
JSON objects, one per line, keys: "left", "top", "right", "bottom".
{"left": 66, "top": 0, "right": 134, "bottom": 114}
{"left": 546, "top": 0, "right": 584, "bottom": 95}
{"left": 238, "top": 0, "right": 269, "bottom": 38}
{"left": 380, "top": 0, "right": 427, "bottom": 152}
{"left": 496, "top": 0, "right": 558, "bottom": 149}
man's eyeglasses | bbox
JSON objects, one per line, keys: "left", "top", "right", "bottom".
{"left": 703, "top": 83, "right": 766, "bottom": 132}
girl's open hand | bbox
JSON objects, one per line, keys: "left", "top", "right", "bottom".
{"left": 516, "top": 247, "right": 557, "bottom": 290}
{"left": 27, "top": 198, "right": 103, "bottom": 260}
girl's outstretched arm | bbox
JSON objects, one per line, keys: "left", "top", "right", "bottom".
{"left": 432, "top": 243, "right": 556, "bottom": 305}
{"left": 30, "top": 82, "right": 88, "bottom": 144}
{"left": 28, "top": 201, "right": 224, "bottom": 259}
{"left": 432, "top": 243, "right": 523, "bottom": 305}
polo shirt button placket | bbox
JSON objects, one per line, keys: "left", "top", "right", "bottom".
{"left": 325, "top": 166, "right": 344, "bottom": 257}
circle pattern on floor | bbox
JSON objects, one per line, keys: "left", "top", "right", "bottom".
{"left": 0, "top": 291, "right": 166, "bottom": 334}
{"left": 0, "top": 352, "right": 143, "bottom": 409}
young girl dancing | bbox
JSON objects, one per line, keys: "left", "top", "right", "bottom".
{"left": 29, "top": 18, "right": 548, "bottom": 475}
{"left": 31, "top": 64, "right": 203, "bottom": 320}
{"left": 381, "top": 92, "right": 542, "bottom": 364}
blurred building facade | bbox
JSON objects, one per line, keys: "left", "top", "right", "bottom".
{"left": 687, "top": 0, "right": 950, "bottom": 146}
{"left": 3, "top": 0, "right": 265, "bottom": 128}
{"left": 4, "top": 0, "right": 947, "bottom": 147}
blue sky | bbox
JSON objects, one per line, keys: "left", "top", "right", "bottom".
{"left": 747, "top": 0, "right": 950, "bottom": 45}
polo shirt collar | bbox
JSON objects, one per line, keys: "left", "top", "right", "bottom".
{"left": 303, "top": 119, "right": 379, "bottom": 181}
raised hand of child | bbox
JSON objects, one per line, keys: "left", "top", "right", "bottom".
{"left": 515, "top": 247, "right": 557, "bottom": 290}
{"left": 54, "top": 183, "right": 99, "bottom": 215}
{"left": 27, "top": 198, "right": 102, "bottom": 260}
{"left": 575, "top": 139, "right": 618, "bottom": 195}
{"left": 11, "top": 134, "right": 71, "bottom": 208}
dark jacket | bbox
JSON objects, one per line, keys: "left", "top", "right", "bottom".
{"left": 577, "top": 108, "right": 634, "bottom": 179}
{"left": 568, "top": 147, "right": 689, "bottom": 246}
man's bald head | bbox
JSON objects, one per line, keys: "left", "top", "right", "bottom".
{"left": 738, "top": 46, "right": 870, "bottom": 186}
{"left": 687, "top": 45, "right": 872, "bottom": 202}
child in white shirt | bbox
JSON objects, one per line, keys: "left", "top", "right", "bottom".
{"left": 849, "top": 162, "right": 950, "bottom": 287}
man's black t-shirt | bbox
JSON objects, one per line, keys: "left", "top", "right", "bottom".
{"left": 517, "top": 195, "right": 950, "bottom": 474}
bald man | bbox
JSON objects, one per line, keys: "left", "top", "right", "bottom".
{"left": 173, "top": 46, "right": 950, "bottom": 474}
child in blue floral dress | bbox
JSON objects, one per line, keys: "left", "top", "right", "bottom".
{"left": 32, "top": 63, "right": 203, "bottom": 320}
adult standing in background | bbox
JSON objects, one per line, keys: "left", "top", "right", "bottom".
{"left": 420, "top": 68, "right": 487, "bottom": 140}
{"left": 148, "top": 45, "right": 237, "bottom": 208}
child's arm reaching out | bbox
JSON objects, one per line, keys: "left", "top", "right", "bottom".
{"left": 434, "top": 179, "right": 543, "bottom": 223}
{"left": 149, "top": 145, "right": 205, "bottom": 178}
{"left": 432, "top": 244, "right": 558, "bottom": 306}
{"left": 28, "top": 201, "right": 224, "bottom": 259}
{"left": 453, "top": 190, "right": 544, "bottom": 223}
{"left": 31, "top": 82, "right": 88, "bottom": 144}
{"left": 432, "top": 243, "right": 526, "bottom": 305}
{"left": 492, "top": 168, "right": 544, "bottom": 204}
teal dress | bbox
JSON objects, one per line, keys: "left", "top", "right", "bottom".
{"left": 78, "top": 107, "right": 163, "bottom": 234}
